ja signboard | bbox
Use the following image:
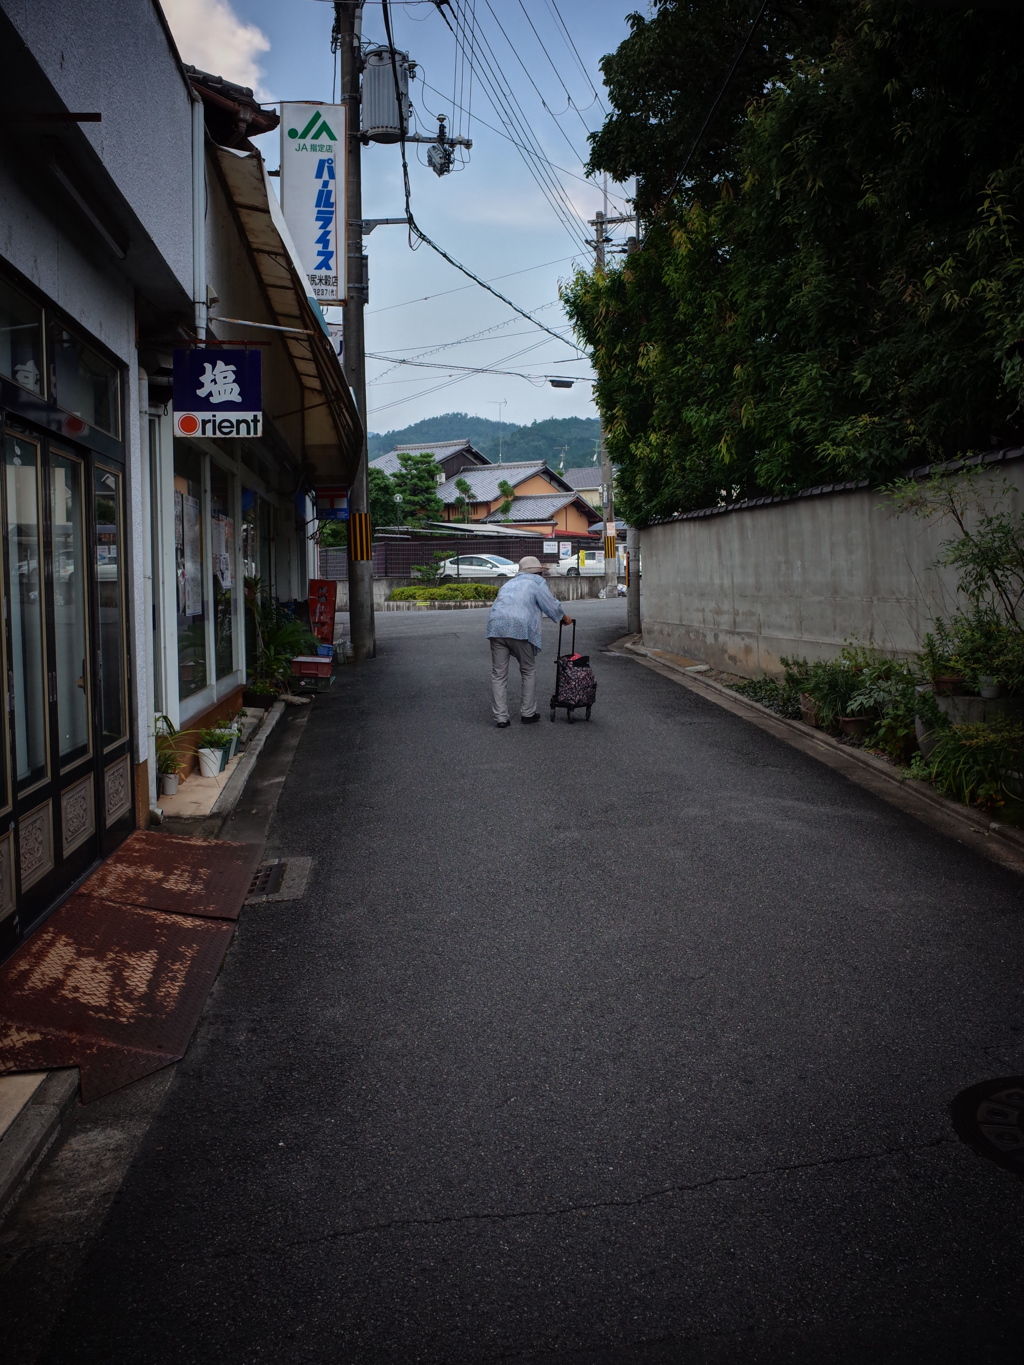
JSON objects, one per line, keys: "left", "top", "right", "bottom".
{"left": 280, "top": 103, "right": 347, "bottom": 304}
{"left": 173, "top": 349, "right": 262, "bottom": 438}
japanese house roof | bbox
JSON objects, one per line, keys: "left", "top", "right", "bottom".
{"left": 480, "top": 492, "right": 601, "bottom": 525}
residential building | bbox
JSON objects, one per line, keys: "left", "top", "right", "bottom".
{"left": 436, "top": 460, "right": 600, "bottom": 535}
{"left": 0, "top": 2, "right": 360, "bottom": 959}
{"left": 558, "top": 465, "right": 602, "bottom": 509}
{"left": 371, "top": 437, "right": 489, "bottom": 482}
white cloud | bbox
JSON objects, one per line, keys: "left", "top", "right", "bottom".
{"left": 162, "top": 0, "right": 271, "bottom": 98}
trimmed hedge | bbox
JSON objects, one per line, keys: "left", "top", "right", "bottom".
{"left": 389, "top": 583, "right": 500, "bottom": 602}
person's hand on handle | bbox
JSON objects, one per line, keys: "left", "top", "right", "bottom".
{"left": 562, "top": 614, "right": 573, "bottom": 625}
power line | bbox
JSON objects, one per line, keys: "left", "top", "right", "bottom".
{"left": 365, "top": 253, "right": 583, "bottom": 316}
{"left": 513, "top": 0, "right": 595, "bottom": 142}
{"left": 446, "top": 0, "right": 592, "bottom": 250}
{"left": 379, "top": 0, "right": 585, "bottom": 348}
{"left": 365, "top": 353, "right": 594, "bottom": 382}
{"left": 419, "top": 77, "right": 633, "bottom": 216}
{"left": 543, "top": 0, "right": 607, "bottom": 116}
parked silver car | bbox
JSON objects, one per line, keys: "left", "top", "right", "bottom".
{"left": 438, "top": 554, "right": 519, "bottom": 582}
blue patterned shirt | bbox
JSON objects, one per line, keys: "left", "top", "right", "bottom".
{"left": 486, "top": 573, "right": 564, "bottom": 651}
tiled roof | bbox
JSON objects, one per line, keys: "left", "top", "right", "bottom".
{"left": 558, "top": 465, "right": 601, "bottom": 490}
{"left": 370, "top": 439, "right": 488, "bottom": 478}
{"left": 437, "top": 461, "right": 569, "bottom": 505}
{"left": 481, "top": 493, "right": 599, "bottom": 524}
{"left": 369, "top": 451, "right": 404, "bottom": 476}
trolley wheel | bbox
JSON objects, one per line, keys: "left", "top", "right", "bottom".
{"left": 550, "top": 708, "right": 556, "bottom": 722}
{"left": 585, "top": 706, "right": 592, "bottom": 721}
{"left": 566, "top": 707, "right": 575, "bottom": 724}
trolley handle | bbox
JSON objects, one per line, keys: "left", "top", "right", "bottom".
{"left": 557, "top": 618, "right": 576, "bottom": 657}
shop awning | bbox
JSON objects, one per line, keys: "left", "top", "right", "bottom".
{"left": 211, "top": 145, "right": 361, "bottom": 486}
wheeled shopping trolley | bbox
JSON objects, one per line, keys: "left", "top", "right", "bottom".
{"left": 550, "top": 620, "right": 597, "bottom": 723}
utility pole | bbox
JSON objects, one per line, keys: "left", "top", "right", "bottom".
{"left": 588, "top": 208, "right": 633, "bottom": 593}
{"left": 337, "top": 0, "right": 375, "bottom": 661}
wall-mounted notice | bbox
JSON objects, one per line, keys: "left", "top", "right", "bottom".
{"left": 543, "top": 541, "right": 557, "bottom": 554}
{"left": 280, "top": 103, "right": 347, "bottom": 304}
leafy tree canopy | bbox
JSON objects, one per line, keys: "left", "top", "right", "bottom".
{"left": 567, "top": 0, "right": 1024, "bottom": 526}
{"left": 391, "top": 451, "right": 444, "bottom": 524}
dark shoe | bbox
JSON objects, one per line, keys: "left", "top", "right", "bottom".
{"left": 495, "top": 720, "right": 511, "bottom": 728}
{"left": 521, "top": 713, "right": 541, "bottom": 725}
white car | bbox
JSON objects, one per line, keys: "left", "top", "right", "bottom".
{"left": 438, "top": 553, "right": 519, "bottom": 582}
{"left": 548, "top": 549, "right": 606, "bottom": 577}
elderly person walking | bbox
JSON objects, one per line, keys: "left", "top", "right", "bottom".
{"left": 487, "top": 556, "right": 572, "bottom": 727}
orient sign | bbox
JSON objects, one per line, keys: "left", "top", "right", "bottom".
{"left": 172, "top": 349, "right": 262, "bottom": 438}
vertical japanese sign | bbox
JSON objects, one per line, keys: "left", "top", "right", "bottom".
{"left": 280, "top": 103, "right": 347, "bottom": 304}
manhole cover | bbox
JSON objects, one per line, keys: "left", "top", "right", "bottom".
{"left": 950, "top": 1076, "right": 1024, "bottom": 1177}
{"left": 248, "top": 862, "right": 286, "bottom": 899}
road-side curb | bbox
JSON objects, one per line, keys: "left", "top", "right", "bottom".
{"left": 211, "top": 700, "right": 285, "bottom": 817}
{"left": 382, "top": 601, "right": 492, "bottom": 611}
{"left": 0, "top": 1069, "right": 79, "bottom": 1223}
{"left": 612, "top": 637, "right": 1024, "bottom": 875}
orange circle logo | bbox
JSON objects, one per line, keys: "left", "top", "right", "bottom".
{"left": 177, "top": 413, "right": 200, "bottom": 435}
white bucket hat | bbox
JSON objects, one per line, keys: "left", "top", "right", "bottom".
{"left": 518, "top": 556, "right": 545, "bottom": 574}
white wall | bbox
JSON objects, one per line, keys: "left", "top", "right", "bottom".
{"left": 3, "top": 0, "right": 194, "bottom": 295}
{"left": 640, "top": 458, "right": 1024, "bottom": 676}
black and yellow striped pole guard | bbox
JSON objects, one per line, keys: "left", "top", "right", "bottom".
{"left": 349, "top": 511, "right": 372, "bottom": 561}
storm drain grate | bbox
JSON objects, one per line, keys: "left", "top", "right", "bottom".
{"left": 248, "top": 861, "right": 287, "bottom": 899}
{"left": 244, "top": 857, "right": 312, "bottom": 905}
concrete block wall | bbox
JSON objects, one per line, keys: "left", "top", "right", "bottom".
{"left": 640, "top": 454, "right": 1024, "bottom": 678}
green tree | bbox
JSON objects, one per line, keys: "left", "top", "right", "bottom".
{"left": 452, "top": 475, "right": 473, "bottom": 522}
{"left": 390, "top": 451, "right": 444, "bottom": 524}
{"left": 566, "top": 1, "right": 1024, "bottom": 525}
{"left": 496, "top": 479, "right": 515, "bottom": 518}
{"left": 318, "top": 519, "right": 347, "bottom": 548}
{"left": 368, "top": 465, "right": 398, "bottom": 530}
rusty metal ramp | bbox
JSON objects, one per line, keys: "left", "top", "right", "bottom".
{"left": 0, "top": 835, "right": 261, "bottom": 1101}
{"left": 85, "top": 831, "right": 262, "bottom": 920}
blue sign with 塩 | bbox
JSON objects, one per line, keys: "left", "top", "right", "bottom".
{"left": 173, "top": 348, "right": 263, "bottom": 438}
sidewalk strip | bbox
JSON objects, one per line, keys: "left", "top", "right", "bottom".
{"left": 611, "top": 637, "right": 1024, "bottom": 877}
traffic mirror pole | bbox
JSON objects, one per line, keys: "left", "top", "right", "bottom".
{"left": 338, "top": 0, "right": 376, "bottom": 661}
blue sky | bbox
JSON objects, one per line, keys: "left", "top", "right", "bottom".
{"left": 165, "top": 0, "right": 636, "bottom": 434}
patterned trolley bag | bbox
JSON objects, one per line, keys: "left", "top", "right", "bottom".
{"left": 550, "top": 619, "right": 597, "bottom": 723}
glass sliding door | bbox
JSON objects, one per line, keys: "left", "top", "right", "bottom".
{"left": 5, "top": 434, "right": 48, "bottom": 791}
{"left": 94, "top": 467, "right": 127, "bottom": 750}
{"left": 51, "top": 452, "right": 90, "bottom": 767}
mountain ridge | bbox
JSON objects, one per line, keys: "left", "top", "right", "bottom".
{"left": 367, "top": 413, "right": 601, "bottom": 468}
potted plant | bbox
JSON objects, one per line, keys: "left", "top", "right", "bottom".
{"left": 155, "top": 714, "right": 187, "bottom": 796}
{"left": 197, "top": 727, "right": 234, "bottom": 776}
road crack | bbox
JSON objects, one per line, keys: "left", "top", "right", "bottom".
{"left": 255, "top": 1135, "right": 958, "bottom": 1255}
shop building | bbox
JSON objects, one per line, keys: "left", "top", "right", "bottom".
{"left": 0, "top": 2, "right": 361, "bottom": 959}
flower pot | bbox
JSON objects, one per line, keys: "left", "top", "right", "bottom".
{"left": 242, "top": 689, "right": 276, "bottom": 709}
{"left": 979, "top": 677, "right": 1003, "bottom": 700}
{"left": 160, "top": 772, "right": 179, "bottom": 796}
{"left": 934, "top": 674, "right": 967, "bottom": 696}
{"left": 798, "top": 692, "right": 819, "bottom": 727}
{"left": 197, "top": 747, "right": 222, "bottom": 778}
{"left": 227, "top": 734, "right": 238, "bottom": 760}
{"left": 839, "top": 716, "right": 868, "bottom": 740}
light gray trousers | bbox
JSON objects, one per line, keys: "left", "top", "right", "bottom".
{"left": 489, "top": 637, "right": 537, "bottom": 721}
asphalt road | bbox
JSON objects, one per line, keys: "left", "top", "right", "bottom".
{"left": 33, "top": 601, "right": 1024, "bottom": 1361}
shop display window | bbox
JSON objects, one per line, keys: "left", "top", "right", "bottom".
{"left": 51, "top": 452, "right": 91, "bottom": 766}
{"left": 94, "top": 467, "right": 127, "bottom": 748}
{"left": 0, "top": 279, "right": 43, "bottom": 395}
{"left": 174, "top": 446, "right": 208, "bottom": 701}
{"left": 49, "top": 323, "right": 120, "bottom": 437}
{"left": 210, "top": 462, "right": 235, "bottom": 679}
